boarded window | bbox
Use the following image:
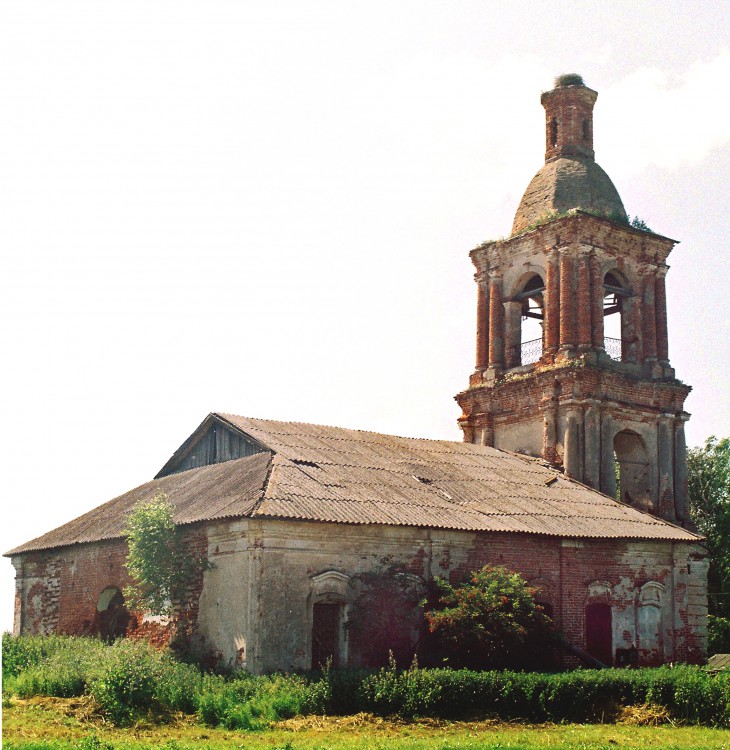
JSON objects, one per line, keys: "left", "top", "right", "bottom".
{"left": 585, "top": 602, "right": 613, "bottom": 666}
{"left": 312, "top": 602, "right": 341, "bottom": 669}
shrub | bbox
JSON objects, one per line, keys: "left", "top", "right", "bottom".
{"left": 708, "top": 615, "right": 730, "bottom": 655}
{"left": 423, "top": 564, "right": 552, "bottom": 670}
{"left": 155, "top": 659, "right": 203, "bottom": 714}
{"left": 356, "top": 663, "right": 730, "bottom": 725}
{"left": 87, "top": 639, "right": 168, "bottom": 725}
{"left": 4, "top": 634, "right": 729, "bottom": 728}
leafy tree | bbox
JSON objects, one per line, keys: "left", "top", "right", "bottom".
{"left": 123, "top": 492, "right": 206, "bottom": 618}
{"left": 423, "top": 564, "right": 552, "bottom": 669}
{"left": 687, "top": 436, "right": 730, "bottom": 618}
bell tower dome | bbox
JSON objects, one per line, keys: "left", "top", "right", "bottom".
{"left": 513, "top": 74, "right": 627, "bottom": 235}
{"left": 455, "top": 75, "right": 692, "bottom": 528}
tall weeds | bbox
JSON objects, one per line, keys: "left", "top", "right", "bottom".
{"left": 3, "top": 634, "right": 729, "bottom": 728}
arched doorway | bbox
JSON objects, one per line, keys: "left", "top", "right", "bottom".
{"left": 95, "top": 587, "right": 130, "bottom": 642}
{"left": 309, "top": 571, "right": 349, "bottom": 669}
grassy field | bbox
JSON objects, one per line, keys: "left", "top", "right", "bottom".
{"left": 4, "top": 696, "right": 730, "bottom": 750}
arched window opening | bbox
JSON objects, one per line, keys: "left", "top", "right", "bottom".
{"left": 585, "top": 602, "right": 613, "bottom": 666}
{"left": 582, "top": 118, "right": 590, "bottom": 141}
{"left": 508, "top": 274, "right": 545, "bottom": 367}
{"left": 95, "top": 587, "right": 130, "bottom": 642}
{"left": 550, "top": 117, "right": 558, "bottom": 147}
{"left": 613, "top": 430, "right": 652, "bottom": 512}
{"left": 603, "top": 271, "right": 630, "bottom": 361}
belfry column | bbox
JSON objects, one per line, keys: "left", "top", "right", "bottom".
{"left": 504, "top": 299, "right": 523, "bottom": 369}
{"left": 475, "top": 278, "right": 489, "bottom": 372}
{"left": 576, "top": 248, "right": 592, "bottom": 350}
{"left": 488, "top": 273, "right": 505, "bottom": 372}
{"left": 559, "top": 249, "right": 575, "bottom": 354}
{"left": 544, "top": 250, "right": 560, "bottom": 356}
{"left": 590, "top": 253, "right": 604, "bottom": 349}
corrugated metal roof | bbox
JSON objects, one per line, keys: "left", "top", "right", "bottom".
{"left": 5, "top": 414, "right": 701, "bottom": 556}
{"left": 6, "top": 451, "right": 271, "bottom": 555}
{"left": 707, "top": 654, "right": 730, "bottom": 670}
{"left": 217, "top": 415, "right": 699, "bottom": 541}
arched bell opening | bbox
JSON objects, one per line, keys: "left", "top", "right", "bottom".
{"left": 613, "top": 430, "right": 653, "bottom": 513}
{"left": 603, "top": 271, "right": 632, "bottom": 361}
{"left": 506, "top": 273, "right": 545, "bottom": 368}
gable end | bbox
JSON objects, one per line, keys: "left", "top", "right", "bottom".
{"left": 156, "top": 413, "right": 269, "bottom": 478}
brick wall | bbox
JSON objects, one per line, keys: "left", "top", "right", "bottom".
{"left": 12, "top": 525, "right": 208, "bottom": 647}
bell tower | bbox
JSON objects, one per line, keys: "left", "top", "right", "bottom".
{"left": 456, "top": 74, "right": 692, "bottom": 527}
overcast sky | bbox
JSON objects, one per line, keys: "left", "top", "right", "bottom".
{"left": 2, "top": 1, "right": 729, "bottom": 632}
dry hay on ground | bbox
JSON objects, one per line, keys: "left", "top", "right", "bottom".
{"left": 615, "top": 704, "right": 672, "bottom": 726}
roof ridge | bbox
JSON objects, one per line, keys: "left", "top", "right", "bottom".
{"left": 216, "top": 412, "right": 471, "bottom": 446}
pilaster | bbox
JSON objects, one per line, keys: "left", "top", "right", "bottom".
{"left": 583, "top": 400, "right": 601, "bottom": 489}
{"left": 600, "top": 411, "right": 617, "bottom": 498}
{"left": 673, "top": 413, "right": 690, "bottom": 524}
{"left": 657, "top": 413, "right": 676, "bottom": 522}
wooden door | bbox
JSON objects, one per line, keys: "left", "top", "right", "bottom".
{"left": 585, "top": 602, "right": 613, "bottom": 666}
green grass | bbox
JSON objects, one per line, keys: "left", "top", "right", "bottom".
{"left": 4, "top": 634, "right": 730, "bottom": 732}
{"left": 4, "top": 697, "right": 730, "bottom": 750}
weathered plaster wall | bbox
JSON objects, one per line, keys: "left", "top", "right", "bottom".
{"left": 196, "top": 519, "right": 255, "bottom": 669}
{"left": 230, "top": 519, "right": 707, "bottom": 672}
{"left": 12, "top": 518, "right": 707, "bottom": 672}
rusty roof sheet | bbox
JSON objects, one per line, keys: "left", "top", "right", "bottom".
{"left": 6, "top": 414, "right": 700, "bottom": 556}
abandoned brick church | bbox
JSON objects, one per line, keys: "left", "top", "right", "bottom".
{"left": 6, "top": 75, "right": 707, "bottom": 671}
